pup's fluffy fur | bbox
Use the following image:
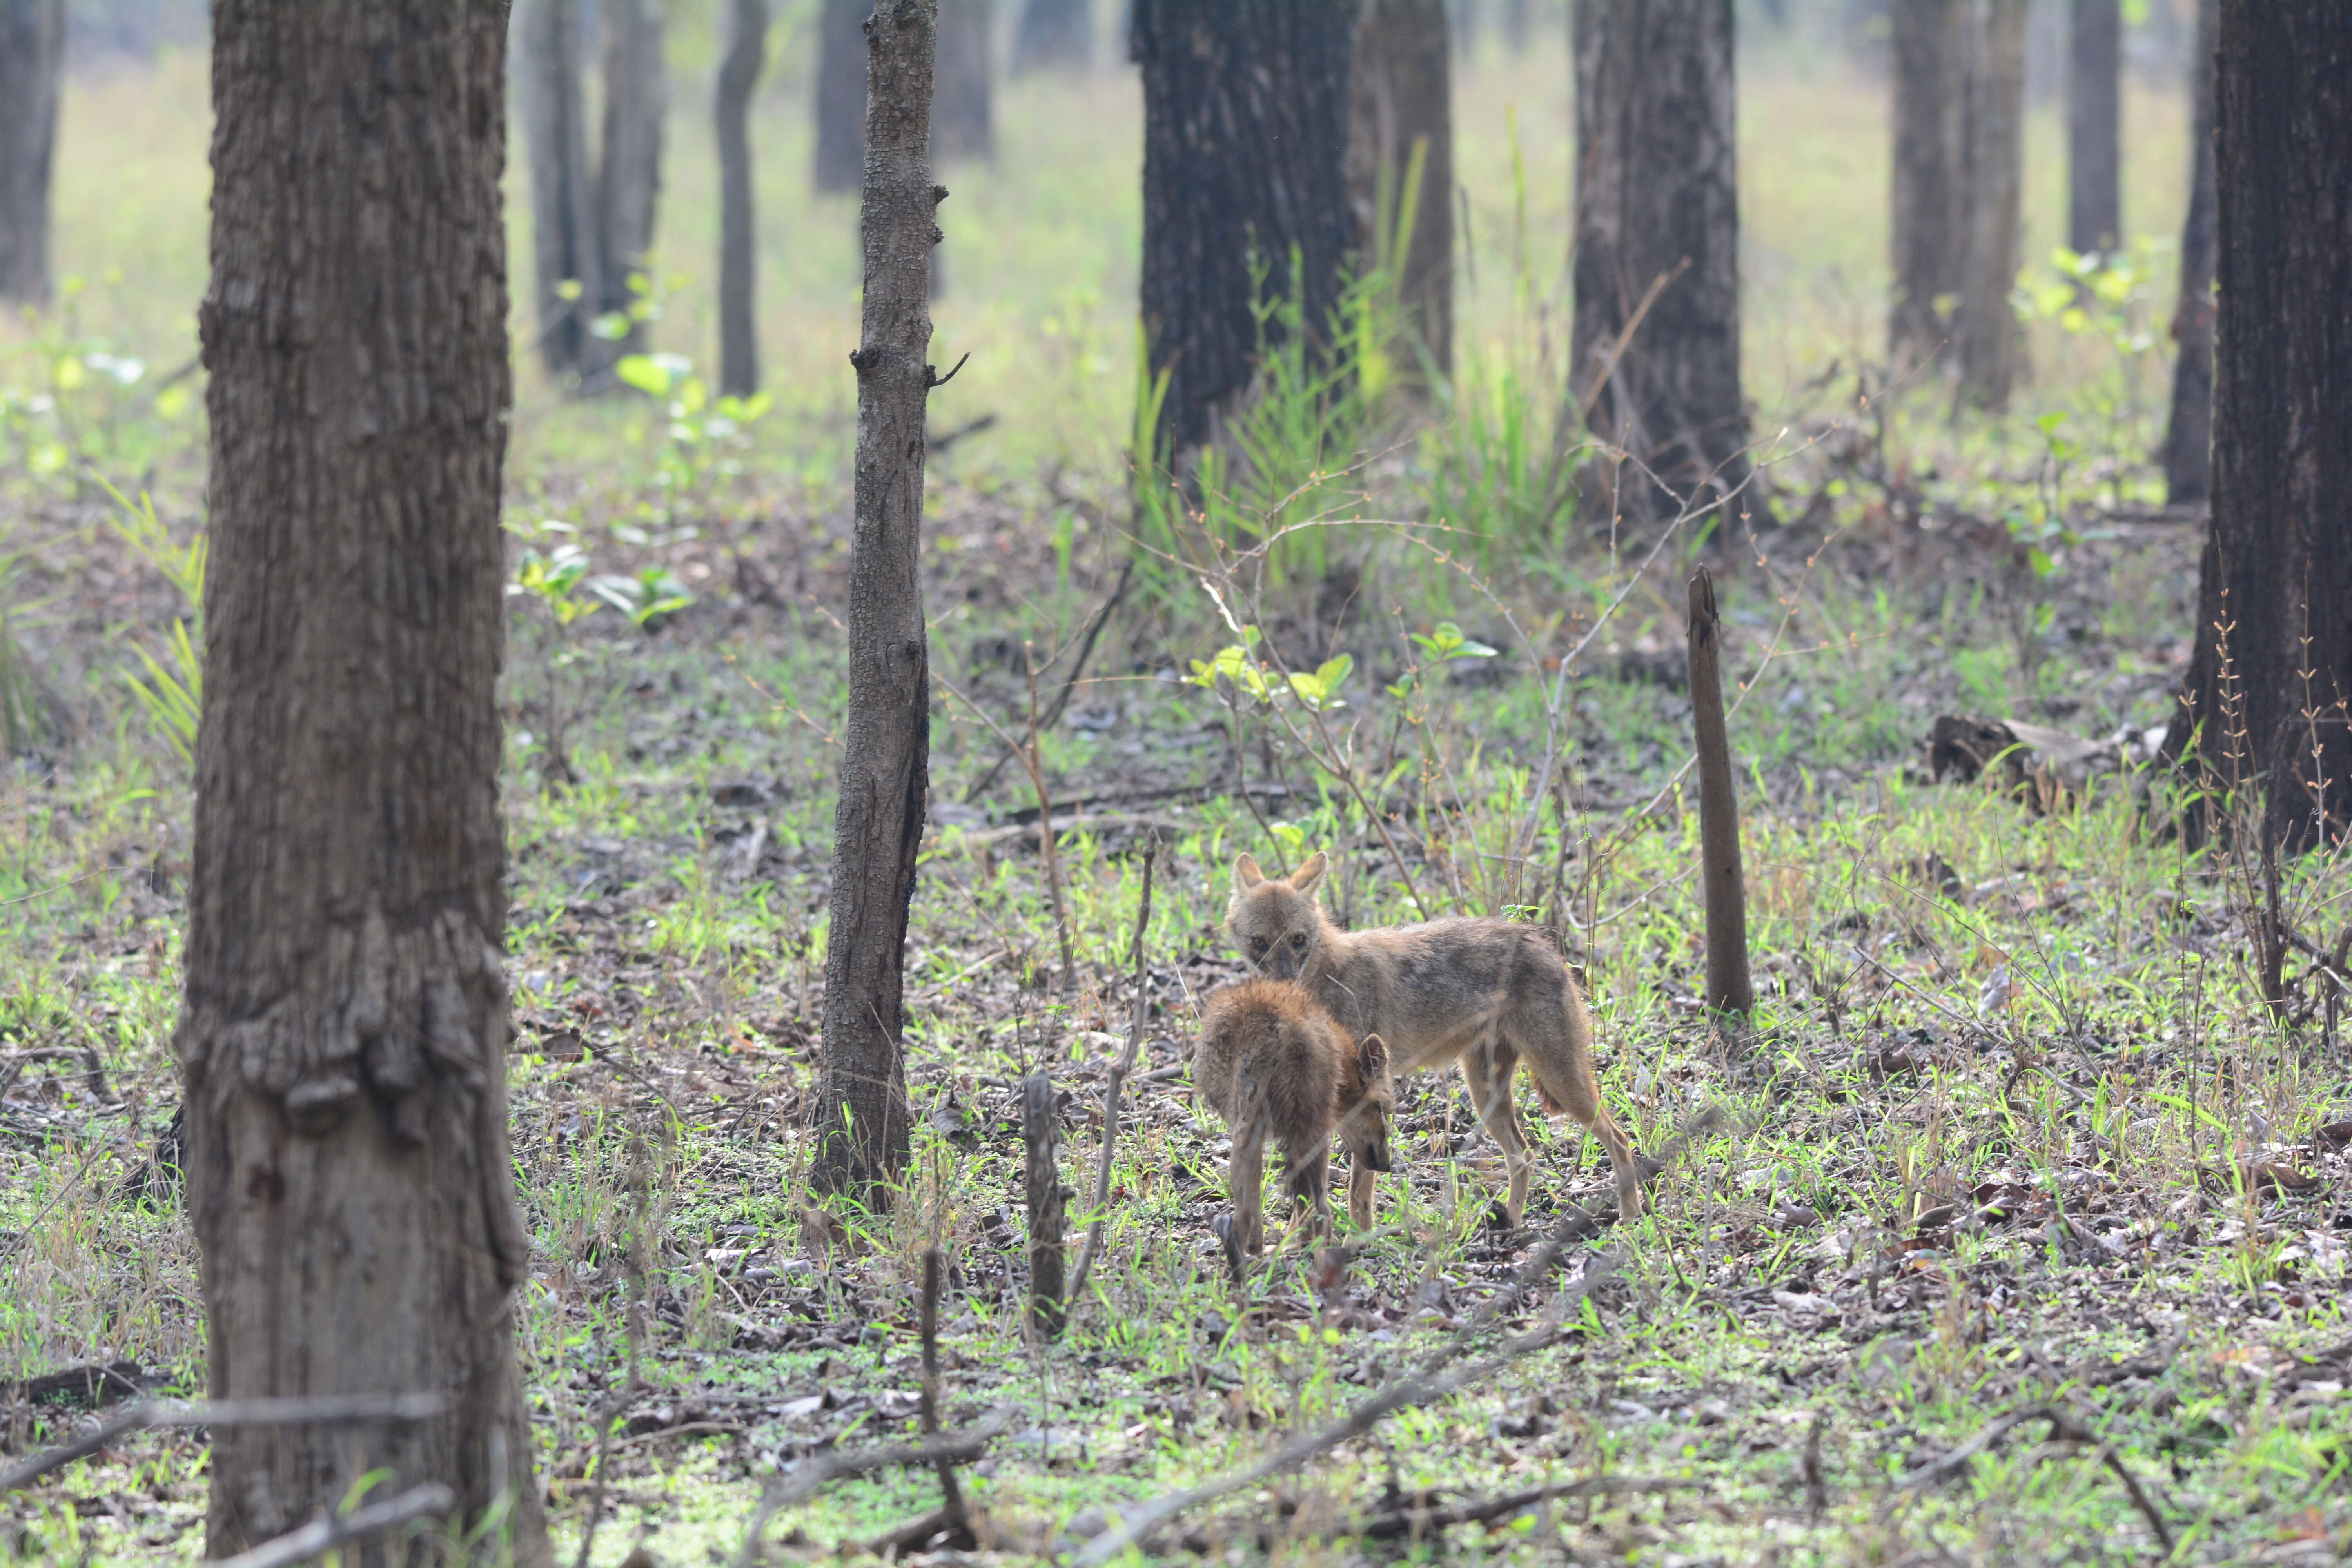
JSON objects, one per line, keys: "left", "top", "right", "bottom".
{"left": 1224, "top": 851, "right": 1642, "bottom": 1223}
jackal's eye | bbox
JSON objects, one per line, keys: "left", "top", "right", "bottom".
{"left": 1289, "top": 932, "right": 1307, "bottom": 947}
{"left": 1249, "top": 936, "right": 1268, "bottom": 952}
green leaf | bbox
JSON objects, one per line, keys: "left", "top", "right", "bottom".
{"left": 1313, "top": 653, "right": 1354, "bottom": 693}
{"left": 614, "top": 355, "right": 672, "bottom": 397}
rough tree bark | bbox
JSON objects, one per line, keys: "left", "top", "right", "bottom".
{"left": 934, "top": 0, "right": 994, "bottom": 161}
{"left": 812, "top": 0, "right": 944, "bottom": 1199}
{"left": 2067, "top": 0, "right": 2121, "bottom": 253}
{"left": 1571, "top": 0, "right": 1751, "bottom": 523}
{"left": 2160, "top": 0, "right": 2216, "bottom": 506}
{"left": 717, "top": 0, "right": 768, "bottom": 399}
{"left": 517, "top": 0, "right": 599, "bottom": 377}
{"left": 1956, "top": 0, "right": 2027, "bottom": 410}
{"left": 1011, "top": 0, "right": 1092, "bottom": 73}
{"left": 0, "top": 0, "right": 64, "bottom": 306}
{"left": 2168, "top": 2, "right": 2352, "bottom": 849}
{"left": 595, "top": 0, "right": 666, "bottom": 360}
{"left": 1889, "top": 0, "right": 1965, "bottom": 375}
{"left": 189, "top": 3, "right": 548, "bottom": 1561}
{"left": 1687, "top": 567, "right": 1752, "bottom": 1016}
{"left": 815, "top": 0, "right": 868, "bottom": 194}
{"left": 1348, "top": 0, "right": 1453, "bottom": 385}
{"left": 1131, "top": 0, "right": 1358, "bottom": 457}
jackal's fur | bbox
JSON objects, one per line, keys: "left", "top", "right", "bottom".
{"left": 1194, "top": 978, "right": 1396, "bottom": 1255}
{"left": 1224, "top": 851, "right": 1642, "bottom": 1223}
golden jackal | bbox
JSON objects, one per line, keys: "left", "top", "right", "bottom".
{"left": 1225, "top": 851, "right": 1642, "bottom": 1223}
{"left": 1194, "top": 978, "right": 1396, "bottom": 1255}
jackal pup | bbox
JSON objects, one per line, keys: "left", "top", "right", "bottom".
{"left": 1194, "top": 978, "right": 1396, "bottom": 1256}
{"left": 1225, "top": 851, "right": 1642, "bottom": 1223}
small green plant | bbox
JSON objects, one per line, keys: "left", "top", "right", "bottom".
{"left": 505, "top": 517, "right": 695, "bottom": 784}
{"left": 107, "top": 485, "right": 205, "bottom": 767}
{"left": 613, "top": 350, "right": 772, "bottom": 500}
{"left": 2, "top": 273, "right": 198, "bottom": 496}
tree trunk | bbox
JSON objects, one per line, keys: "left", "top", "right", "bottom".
{"left": 517, "top": 0, "right": 599, "bottom": 377}
{"left": 1571, "top": 0, "right": 1751, "bottom": 523}
{"left": 2169, "top": 2, "right": 2352, "bottom": 850}
{"left": 1011, "top": 0, "right": 1092, "bottom": 73}
{"left": 594, "top": 0, "right": 666, "bottom": 365}
{"left": 1889, "top": 0, "right": 1965, "bottom": 375}
{"left": 813, "top": 0, "right": 943, "bottom": 1200}
{"left": 1956, "top": 0, "right": 2027, "bottom": 410}
{"left": 1502, "top": 0, "right": 1532, "bottom": 51}
{"left": 1348, "top": 0, "right": 1453, "bottom": 386}
{"left": 2160, "top": 0, "right": 2216, "bottom": 506}
{"left": 934, "top": 0, "right": 993, "bottom": 161}
{"left": 1131, "top": 0, "right": 1358, "bottom": 457}
{"left": 0, "top": 0, "right": 64, "bottom": 307}
{"left": 815, "top": 0, "right": 868, "bottom": 195}
{"left": 189, "top": 4, "right": 548, "bottom": 1561}
{"left": 2066, "top": 0, "right": 2120, "bottom": 253}
{"left": 717, "top": 0, "right": 768, "bottom": 398}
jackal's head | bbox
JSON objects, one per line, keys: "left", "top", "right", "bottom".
{"left": 1224, "top": 851, "right": 1330, "bottom": 980}
{"left": 1338, "top": 1032, "right": 1396, "bottom": 1174}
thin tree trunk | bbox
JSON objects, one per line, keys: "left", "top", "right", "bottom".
{"left": 934, "top": 0, "right": 993, "bottom": 161}
{"left": 517, "top": 0, "right": 599, "bottom": 377}
{"left": 2067, "top": 0, "right": 2121, "bottom": 253}
{"left": 1956, "top": 0, "right": 2027, "bottom": 410}
{"left": 1131, "top": 0, "right": 1359, "bottom": 457}
{"left": 0, "top": 0, "right": 64, "bottom": 307}
{"left": 717, "top": 0, "right": 768, "bottom": 398}
{"left": 1571, "top": 0, "right": 1751, "bottom": 524}
{"left": 1011, "top": 0, "right": 1092, "bottom": 73}
{"left": 814, "top": 0, "right": 867, "bottom": 195}
{"left": 1348, "top": 0, "right": 1453, "bottom": 386}
{"left": 1502, "top": 0, "right": 1531, "bottom": 51}
{"left": 594, "top": 0, "right": 666, "bottom": 368}
{"left": 813, "top": 0, "right": 943, "bottom": 1200}
{"left": 2169, "top": 2, "right": 2352, "bottom": 850}
{"left": 1889, "top": 0, "right": 1965, "bottom": 376}
{"left": 2160, "top": 0, "right": 2217, "bottom": 506}
{"left": 189, "top": 4, "right": 548, "bottom": 1561}
{"left": 1687, "top": 567, "right": 1752, "bottom": 1016}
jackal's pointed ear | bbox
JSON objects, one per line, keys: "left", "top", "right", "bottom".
{"left": 1233, "top": 853, "right": 1265, "bottom": 889}
{"left": 1289, "top": 850, "right": 1329, "bottom": 896}
{"left": 1357, "top": 1033, "right": 1389, "bottom": 1079}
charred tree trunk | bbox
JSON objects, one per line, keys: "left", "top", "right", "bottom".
{"left": 813, "top": 0, "right": 943, "bottom": 1200}
{"left": 2161, "top": 0, "right": 2217, "bottom": 506}
{"left": 1011, "top": 0, "right": 1092, "bottom": 73}
{"left": 1571, "top": 0, "right": 1751, "bottom": 524}
{"left": 1132, "top": 0, "right": 1359, "bottom": 457}
{"left": 1687, "top": 567, "right": 1752, "bottom": 1016}
{"left": 1889, "top": 0, "right": 1965, "bottom": 375}
{"left": 190, "top": 3, "right": 548, "bottom": 1561}
{"left": 815, "top": 0, "right": 868, "bottom": 195}
{"left": 934, "top": 0, "right": 994, "bottom": 161}
{"left": 0, "top": 0, "right": 64, "bottom": 307}
{"left": 1348, "top": 0, "right": 1453, "bottom": 386}
{"left": 717, "top": 0, "right": 768, "bottom": 398}
{"left": 594, "top": 0, "right": 666, "bottom": 365}
{"left": 518, "top": 0, "right": 599, "bottom": 377}
{"left": 1956, "top": 0, "right": 2027, "bottom": 409}
{"left": 2067, "top": 0, "right": 2121, "bottom": 253}
{"left": 2169, "top": 2, "right": 2352, "bottom": 849}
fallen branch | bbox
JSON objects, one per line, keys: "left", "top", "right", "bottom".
{"left": 1350, "top": 1474, "right": 1694, "bottom": 1541}
{"left": 211, "top": 1482, "right": 454, "bottom": 1568}
{"left": 1067, "top": 838, "right": 1157, "bottom": 1307}
{"left": 734, "top": 1410, "right": 1011, "bottom": 1566}
{"left": 0, "top": 1392, "right": 447, "bottom": 1495}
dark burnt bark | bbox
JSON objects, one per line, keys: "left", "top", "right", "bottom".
{"left": 1011, "top": 0, "right": 1092, "bottom": 73}
{"left": 517, "top": 0, "right": 599, "bottom": 377}
{"left": 0, "top": 0, "right": 64, "bottom": 306}
{"left": 1889, "top": 0, "right": 1965, "bottom": 374}
{"left": 2161, "top": 0, "right": 2217, "bottom": 506}
{"left": 2067, "top": 0, "right": 2121, "bottom": 253}
{"left": 934, "top": 0, "right": 994, "bottom": 161}
{"left": 2170, "top": 2, "right": 2352, "bottom": 849}
{"left": 1132, "top": 0, "right": 1359, "bottom": 456}
{"left": 1956, "top": 0, "right": 2027, "bottom": 409}
{"left": 813, "top": 0, "right": 943, "bottom": 1200}
{"left": 815, "top": 0, "right": 867, "bottom": 195}
{"left": 190, "top": 4, "right": 548, "bottom": 1561}
{"left": 718, "top": 0, "right": 768, "bottom": 397}
{"left": 1688, "top": 568, "right": 1752, "bottom": 1016}
{"left": 1571, "top": 0, "right": 1751, "bottom": 523}
{"left": 1348, "top": 0, "right": 1453, "bottom": 385}
{"left": 595, "top": 0, "right": 666, "bottom": 361}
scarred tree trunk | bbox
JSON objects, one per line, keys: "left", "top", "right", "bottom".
{"left": 0, "top": 0, "right": 64, "bottom": 306}
{"left": 517, "top": 0, "right": 599, "bottom": 377}
{"left": 2067, "top": 0, "right": 2121, "bottom": 253}
{"left": 812, "top": 0, "right": 943, "bottom": 1199}
{"left": 2169, "top": 2, "right": 2352, "bottom": 849}
{"left": 1348, "top": 0, "right": 1453, "bottom": 385}
{"left": 2161, "top": 0, "right": 2217, "bottom": 506}
{"left": 814, "top": 0, "right": 867, "bottom": 194}
{"left": 1956, "top": 0, "right": 2027, "bottom": 409}
{"left": 717, "top": 0, "right": 768, "bottom": 397}
{"left": 1571, "top": 0, "right": 1751, "bottom": 523}
{"left": 1011, "top": 0, "right": 1092, "bottom": 73}
{"left": 934, "top": 0, "right": 993, "bottom": 161}
{"left": 595, "top": 0, "right": 666, "bottom": 363}
{"left": 1132, "top": 0, "right": 1357, "bottom": 456}
{"left": 1889, "top": 0, "right": 1965, "bottom": 375}
{"left": 189, "top": 3, "right": 548, "bottom": 1561}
